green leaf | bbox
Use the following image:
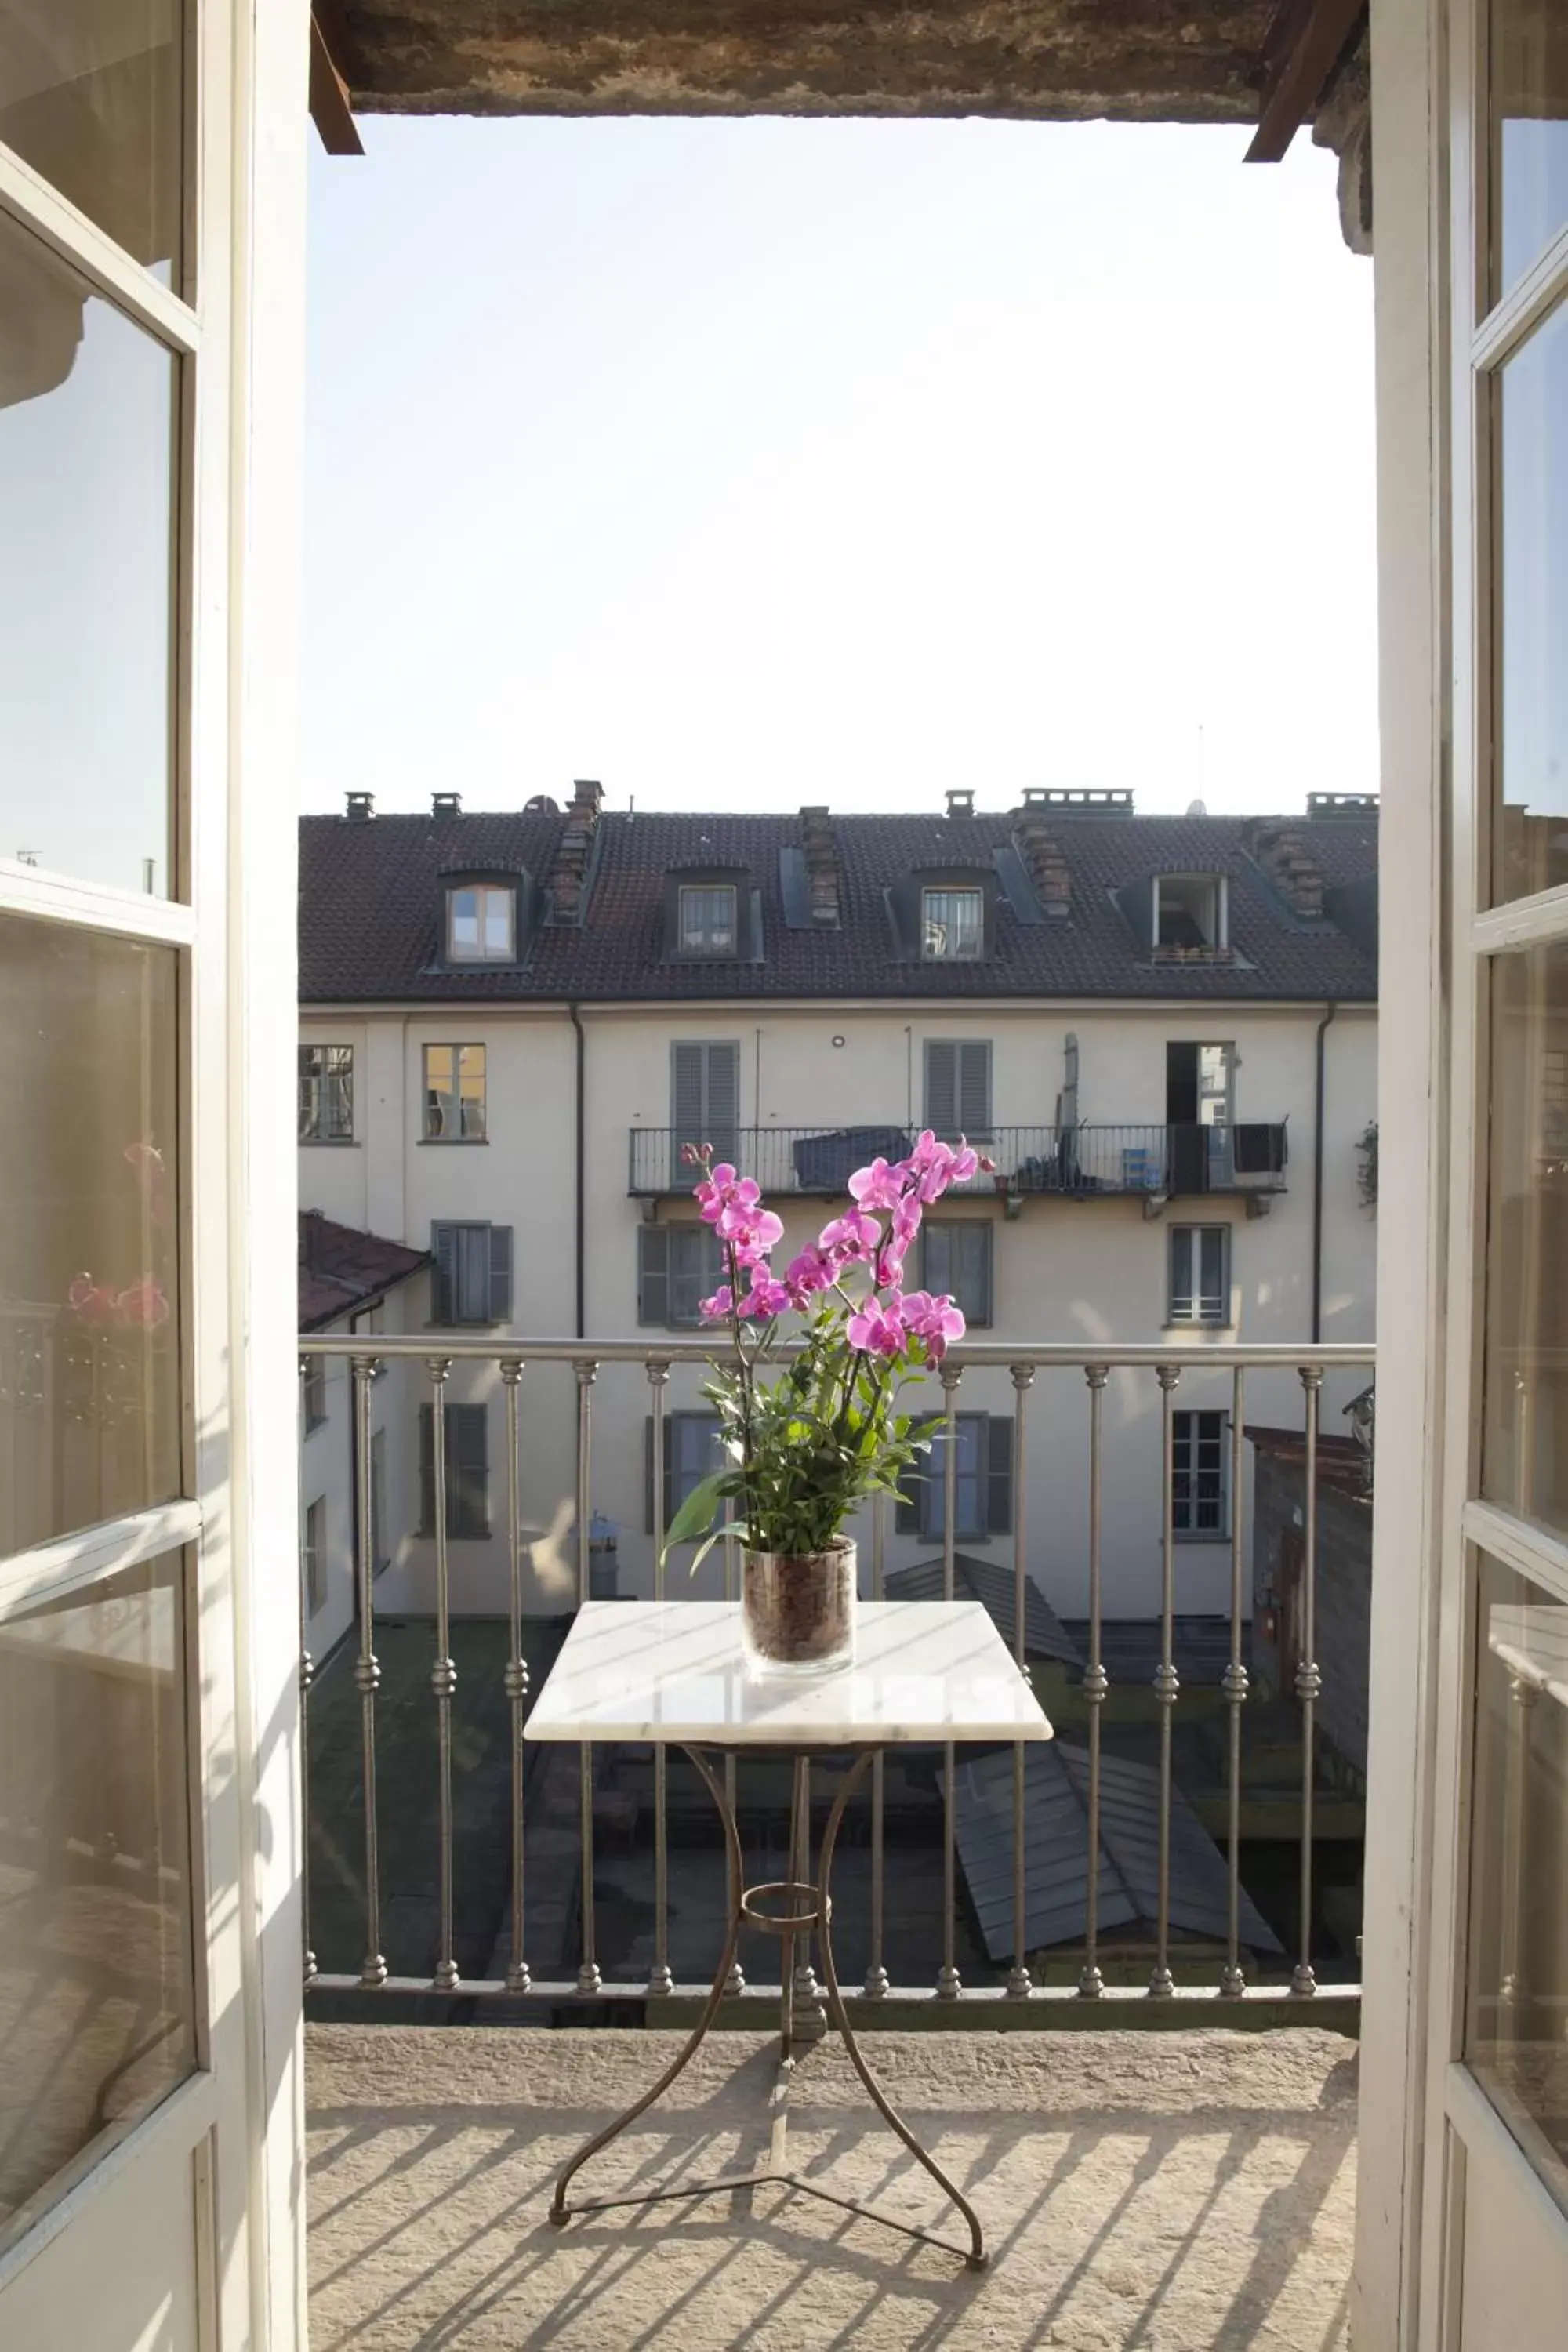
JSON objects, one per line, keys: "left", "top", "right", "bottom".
{"left": 659, "top": 1469, "right": 728, "bottom": 1565}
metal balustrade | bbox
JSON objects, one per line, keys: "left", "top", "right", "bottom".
{"left": 627, "top": 1124, "right": 1288, "bottom": 1202}
{"left": 298, "top": 1334, "right": 1370, "bottom": 2018}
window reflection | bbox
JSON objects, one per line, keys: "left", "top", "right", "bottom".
{"left": 0, "top": 210, "right": 176, "bottom": 898}
{"left": 0, "top": 2, "right": 183, "bottom": 280}
{"left": 0, "top": 913, "right": 181, "bottom": 1559}
{"left": 1494, "top": 299, "right": 1568, "bottom": 904}
{"left": 1465, "top": 1553, "right": 1568, "bottom": 2216}
{"left": 1493, "top": 0, "right": 1568, "bottom": 296}
{"left": 0, "top": 1548, "right": 195, "bottom": 2249}
{"left": 1483, "top": 942, "right": 1568, "bottom": 1536}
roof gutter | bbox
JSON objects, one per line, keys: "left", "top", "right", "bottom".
{"left": 1312, "top": 1000, "right": 1338, "bottom": 1345}
{"left": 569, "top": 1001, "right": 586, "bottom": 1338}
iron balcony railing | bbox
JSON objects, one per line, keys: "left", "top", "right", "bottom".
{"left": 297, "top": 1332, "right": 1370, "bottom": 2022}
{"left": 627, "top": 1123, "right": 1289, "bottom": 1202}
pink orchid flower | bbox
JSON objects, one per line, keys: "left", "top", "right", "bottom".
{"left": 847, "top": 1294, "right": 906, "bottom": 1357}
{"left": 724, "top": 1207, "right": 785, "bottom": 1262}
{"left": 740, "top": 1270, "right": 791, "bottom": 1319}
{"left": 699, "top": 1285, "right": 735, "bottom": 1323}
{"left": 697, "top": 1163, "right": 761, "bottom": 1227}
{"left": 900, "top": 1290, "right": 966, "bottom": 1361}
{"left": 784, "top": 1246, "right": 836, "bottom": 1305}
{"left": 818, "top": 1209, "right": 880, "bottom": 1261}
{"left": 848, "top": 1156, "right": 906, "bottom": 1212}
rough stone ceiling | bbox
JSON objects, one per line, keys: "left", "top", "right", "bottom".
{"left": 336, "top": 1, "right": 1283, "bottom": 125}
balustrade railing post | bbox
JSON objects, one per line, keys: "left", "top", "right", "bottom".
{"left": 1007, "top": 1364, "right": 1035, "bottom": 1998}
{"left": 938, "top": 1361, "right": 963, "bottom": 1999}
{"left": 426, "top": 1358, "right": 459, "bottom": 1990}
{"left": 1080, "top": 1365, "right": 1109, "bottom": 1998}
{"left": 864, "top": 1487, "right": 889, "bottom": 1999}
{"left": 298, "top": 1357, "right": 317, "bottom": 1987}
{"left": 1292, "top": 1365, "right": 1323, "bottom": 1997}
{"left": 1221, "top": 1365, "right": 1249, "bottom": 1996}
{"left": 1149, "top": 1362, "right": 1181, "bottom": 1998}
{"left": 647, "top": 1359, "right": 673, "bottom": 1997}
{"left": 574, "top": 1359, "right": 602, "bottom": 1995}
{"left": 352, "top": 1354, "right": 387, "bottom": 1987}
{"left": 501, "top": 1359, "right": 531, "bottom": 1994}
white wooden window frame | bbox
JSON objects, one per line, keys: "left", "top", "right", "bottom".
{"left": 422, "top": 1040, "right": 488, "bottom": 1142}
{"left": 445, "top": 882, "right": 516, "bottom": 963}
{"left": 920, "top": 885, "right": 984, "bottom": 961}
{"left": 677, "top": 882, "right": 738, "bottom": 957}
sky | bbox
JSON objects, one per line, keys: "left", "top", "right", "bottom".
{"left": 302, "top": 116, "right": 1377, "bottom": 823}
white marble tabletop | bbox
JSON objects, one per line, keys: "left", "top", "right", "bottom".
{"left": 524, "top": 1601, "right": 1054, "bottom": 1748}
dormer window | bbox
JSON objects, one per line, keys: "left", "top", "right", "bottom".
{"left": 1154, "top": 875, "right": 1226, "bottom": 953}
{"left": 678, "top": 883, "right": 738, "bottom": 958}
{"left": 922, "top": 887, "right": 984, "bottom": 961}
{"left": 447, "top": 883, "right": 515, "bottom": 963}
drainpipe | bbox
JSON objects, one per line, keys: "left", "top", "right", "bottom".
{"left": 1311, "top": 1001, "right": 1338, "bottom": 1345}
{"left": 569, "top": 1002, "right": 586, "bottom": 1338}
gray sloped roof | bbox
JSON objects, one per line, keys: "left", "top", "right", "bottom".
{"left": 886, "top": 1555, "right": 1082, "bottom": 1669}
{"left": 947, "top": 1740, "right": 1283, "bottom": 1962}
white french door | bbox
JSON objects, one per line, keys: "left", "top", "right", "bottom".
{"left": 0, "top": 5, "right": 310, "bottom": 2347}
{"left": 1418, "top": 0, "right": 1568, "bottom": 2339}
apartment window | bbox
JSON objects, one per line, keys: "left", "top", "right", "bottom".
{"left": 302, "top": 1496, "right": 327, "bottom": 1620}
{"left": 418, "top": 1403, "right": 489, "bottom": 1538}
{"left": 670, "top": 1039, "right": 739, "bottom": 1165}
{"left": 645, "top": 1410, "right": 725, "bottom": 1534}
{"left": 1168, "top": 1225, "right": 1231, "bottom": 1326}
{"left": 924, "top": 1039, "right": 992, "bottom": 1140}
{"left": 920, "top": 1221, "right": 993, "bottom": 1327}
{"left": 299, "top": 1044, "right": 354, "bottom": 1142}
{"left": 447, "top": 884, "right": 515, "bottom": 963}
{"left": 423, "top": 1043, "right": 486, "bottom": 1140}
{"left": 431, "top": 1221, "right": 513, "bottom": 1326}
{"left": 677, "top": 884, "right": 738, "bottom": 958}
{"left": 922, "top": 887, "right": 984, "bottom": 962}
{"left": 1173, "top": 1410, "right": 1229, "bottom": 1539}
{"left": 898, "top": 1413, "right": 1013, "bottom": 1542}
{"left": 302, "top": 1355, "right": 327, "bottom": 1432}
{"left": 638, "top": 1225, "right": 724, "bottom": 1327}
{"left": 1154, "top": 875, "right": 1226, "bottom": 951}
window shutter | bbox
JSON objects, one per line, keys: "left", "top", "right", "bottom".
{"left": 488, "top": 1225, "right": 514, "bottom": 1323}
{"left": 958, "top": 1041, "right": 992, "bottom": 1138}
{"left": 671, "top": 1043, "right": 706, "bottom": 1153}
{"left": 431, "top": 1222, "right": 459, "bottom": 1324}
{"left": 418, "top": 1403, "right": 434, "bottom": 1535}
{"left": 924, "top": 1041, "right": 958, "bottom": 1135}
{"left": 986, "top": 1414, "right": 1014, "bottom": 1535}
{"left": 960, "top": 1225, "right": 992, "bottom": 1324}
{"left": 920, "top": 1224, "right": 950, "bottom": 1296}
{"left": 705, "top": 1042, "right": 739, "bottom": 1162}
{"left": 637, "top": 1226, "right": 670, "bottom": 1327}
{"left": 644, "top": 1415, "right": 676, "bottom": 1535}
{"left": 451, "top": 1403, "right": 488, "bottom": 1537}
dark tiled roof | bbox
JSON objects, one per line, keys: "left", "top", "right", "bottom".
{"left": 298, "top": 1212, "right": 430, "bottom": 1330}
{"left": 886, "top": 1554, "right": 1083, "bottom": 1668}
{"left": 299, "top": 804, "right": 1377, "bottom": 1005}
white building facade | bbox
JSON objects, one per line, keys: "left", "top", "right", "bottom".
{"left": 298, "top": 786, "right": 1378, "bottom": 1625}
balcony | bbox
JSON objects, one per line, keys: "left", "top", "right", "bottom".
{"left": 298, "top": 1330, "right": 1367, "bottom": 2342}
{"left": 628, "top": 1123, "right": 1290, "bottom": 1205}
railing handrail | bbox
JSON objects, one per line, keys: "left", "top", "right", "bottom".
{"left": 299, "top": 1331, "right": 1373, "bottom": 1367}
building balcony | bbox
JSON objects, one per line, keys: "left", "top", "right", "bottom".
{"left": 627, "top": 1123, "right": 1290, "bottom": 1205}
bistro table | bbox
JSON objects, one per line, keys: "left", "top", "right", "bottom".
{"left": 525, "top": 1598, "right": 1054, "bottom": 2269}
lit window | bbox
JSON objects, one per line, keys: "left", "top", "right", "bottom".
{"left": 299, "top": 1044, "right": 353, "bottom": 1141}
{"left": 1173, "top": 1410, "right": 1229, "bottom": 1537}
{"left": 423, "top": 1043, "right": 487, "bottom": 1141}
{"left": 1168, "top": 1225, "right": 1231, "bottom": 1325}
{"left": 678, "top": 884, "right": 738, "bottom": 957}
{"left": 447, "top": 884, "right": 515, "bottom": 962}
{"left": 922, "top": 887, "right": 984, "bottom": 961}
{"left": 1155, "top": 876, "right": 1225, "bottom": 952}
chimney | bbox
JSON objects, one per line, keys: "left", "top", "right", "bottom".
{"left": 432, "top": 790, "right": 462, "bottom": 818}
{"left": 1249, "top": 819, "right": 1325, "bottom": 916}
{"left": 550, "top": 779, "right": 604, "bottom": 919}
{"left": 799, "top": 804, "right": 840, "bottom": 926}
{"left": 345, "top": 791, "right": 375, "bottom": 822}
{"left": 946, "top": 789, "right": 975, "bottom": 818}
{"left": 300, "top": 1207, "right": 325, "bottom": 1268}
{"left": 1014, "top": 804, "right": 1072, "bottom": 919}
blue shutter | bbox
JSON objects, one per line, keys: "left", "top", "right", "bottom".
{"left": 431, "top": 1222, "right": 459, "bottom": 1324}
{"left": 637, "top": 1226, "right": 670, "bottom": 1327}
{"left": 924, "top": 1041, "right": 958, "bottom": 1136}
{"left": 450, "top": 1403, "right": 488, "bottom": 1537}
{"left": 488, "top": 1225, "right": 513, "bottom": 1323}
{"left": 958, "top": 1041, "right": 992, "bottom": 1138}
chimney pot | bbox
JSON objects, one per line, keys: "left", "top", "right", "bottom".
{"left": 946, "top": 789, "right": 976, "bottom": 818}
{"left": 345, "top": 792, "right": 375, "bottom": 822}
{"left": 432, "top": 790, "right": 461, "bottom": 818}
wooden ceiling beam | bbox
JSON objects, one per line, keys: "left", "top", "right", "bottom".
{"left": 1244, "top": 0, "right": 1365, "bottom": 163}
{"left": 310, "top": 4, "right": 365, "bottom": 156}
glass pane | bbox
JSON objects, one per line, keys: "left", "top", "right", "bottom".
{"left": 1494, "top": 299, "right": 1568, "bottom": 903}
{"left": 1483, "top": 942, "right": 1568, "bottom": 1536}
{"left": 0, "top": 210, "right": 176, "bottom": 898}
{"left": 0, "top": 3, "right": 183, "bottom": 281}
{"left": 0, "top": 913, "right": 180, "bottom": 1558}
{"left": 0, "top": 1548, "right": 195, "bottom": 2249}
{"left": 1465, "top": 1551, "right": 1568, "bottom": 2216}
{"left": 1492, "top": 0, "right": 1568, "bottom": 296}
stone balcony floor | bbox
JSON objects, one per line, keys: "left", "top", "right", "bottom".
{"left": 307, "top": 2024, "right": 1356, "bottom": 2350}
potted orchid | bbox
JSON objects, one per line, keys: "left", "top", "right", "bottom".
{"left": 661, "top": 1131, "right": 991, "bottom": 1672}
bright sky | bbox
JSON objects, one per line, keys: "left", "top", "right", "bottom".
{"left": 303, "top": 117, "right": 1377, "bottom": 822}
